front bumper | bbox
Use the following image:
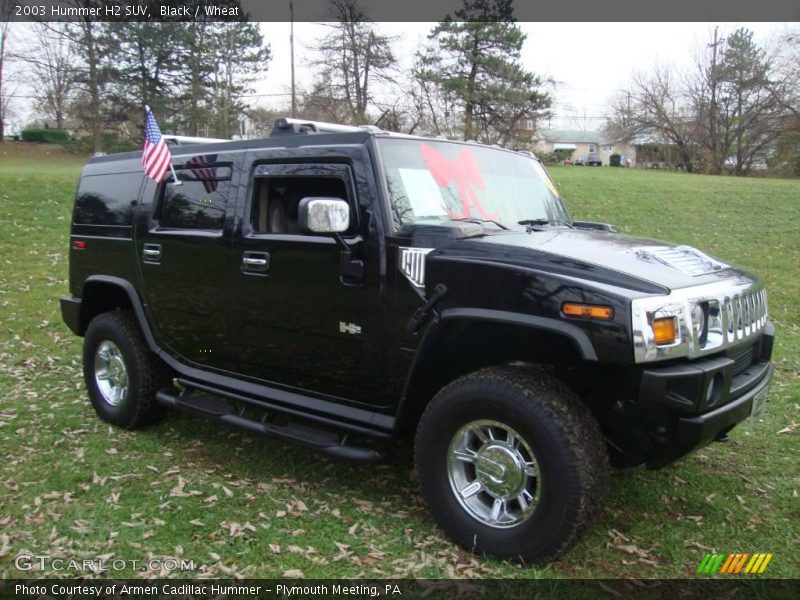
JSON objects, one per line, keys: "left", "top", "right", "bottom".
{"left": 636, "top": 321, "right": 775, "bottom": 468}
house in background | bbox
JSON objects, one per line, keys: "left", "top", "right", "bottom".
{"left": 534, "top": 129, "right": 637, "bottom": 166}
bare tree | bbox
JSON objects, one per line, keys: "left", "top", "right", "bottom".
{"left": 18, "top": 24, "right": 76, "bottom": 129}
{"left": 606, "top": 66, "right": 699, "bottom": 172}
{"left": 768, "top": 28, "right": 800, "bottom": 131}
{"left": 65, "top": 15, "right": 108, "bottom": 152}
{"left": 0, "top": 3, "right": 13, "bottom": 142}
{"left": 306, "top": 0, "right": 397, "bottom": 125}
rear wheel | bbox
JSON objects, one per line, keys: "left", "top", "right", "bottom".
{"left": 415, "top": 365, "right": 609, "bottom": 563}
{"left": 83, "top": 310, "right": 168, "bottom": 429}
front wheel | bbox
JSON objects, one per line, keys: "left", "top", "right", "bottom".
{"left": 414, "top": 365, "right": 609, "bottom": 563}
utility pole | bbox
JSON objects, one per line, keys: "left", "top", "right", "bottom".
{"left": 290, "top": 0, "right": 297, "bottom": 117}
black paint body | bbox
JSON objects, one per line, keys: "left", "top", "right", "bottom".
{"left": 61, "top": 132, "right": 775, "bottom": 468}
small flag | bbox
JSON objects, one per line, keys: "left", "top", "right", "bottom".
{"left": 186, "top": 153, "right": 219, "bottom": 193}
{"left": 142, "top": 105, "right": 173, "bottom": 183}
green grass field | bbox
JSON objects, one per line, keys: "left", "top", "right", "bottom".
{"left": 0, "top": 146, "right": 798, "bottom": 579}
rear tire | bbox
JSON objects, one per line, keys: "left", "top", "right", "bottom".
{"left": 414, "top": 365, "right": 609, "bottom": 563}
{"left": 83, "top": 310, "right": 168, "bottom": 429}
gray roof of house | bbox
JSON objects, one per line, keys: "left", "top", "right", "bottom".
{"left": 538, "top": 129, "right": 609, "bottom": 144}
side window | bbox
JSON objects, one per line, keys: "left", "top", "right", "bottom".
{"left": 158, "top": 164, "right": 232, "bottom": 230}
{"left": 74, "top": 173, "right": 140, "bottom": 226}
{"left": 251, "top": 176, "right": 350, "bottom": 235}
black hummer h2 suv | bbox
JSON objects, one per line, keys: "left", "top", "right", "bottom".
{"left": 61, "top": 118, "right": 774, "bottom": 563}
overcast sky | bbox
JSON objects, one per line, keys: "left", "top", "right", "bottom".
{"left": 255, "top": 21, "right": 792, "bottom": 131}
{"left": 4, "top": 21, "right": 794, "bottom": 133}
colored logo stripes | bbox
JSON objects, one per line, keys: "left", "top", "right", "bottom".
{"left": 697, "top": 553, "right": 773, "bottom": 574}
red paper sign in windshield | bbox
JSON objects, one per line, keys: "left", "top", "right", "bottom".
{"left": 420, "top": 143, "right": 497, "bottom": 220}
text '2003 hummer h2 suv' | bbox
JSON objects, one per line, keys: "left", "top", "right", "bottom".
{"left": 61, "top": 118, "right": 775, "bottom": 563}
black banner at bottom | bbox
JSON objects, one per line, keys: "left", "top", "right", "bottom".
{"left": 1, "top": 579, "right": 799, "bottom": 600}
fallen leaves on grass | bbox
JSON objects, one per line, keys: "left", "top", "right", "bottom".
{"left": 684, "top": 540, "right": 715, "bottom": 552}
{"left": 283, "top": 569, "right": 304, "bottom": 578}
{"left": 606, "top": 530, "right": 658, "bottom": 565}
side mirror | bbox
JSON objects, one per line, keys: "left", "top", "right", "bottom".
{"left": 298, "top": 197, "right": 350, "bottom": 234}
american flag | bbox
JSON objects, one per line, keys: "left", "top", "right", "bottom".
{"left": 186, "top": 153, "right": 219, "bottom": 193}
{"left": 142, "top": 105, "right": 172, "bottom": 183}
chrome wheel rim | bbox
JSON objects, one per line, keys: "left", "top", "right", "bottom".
{"left": 94, "top": 340, "right": 128, "bottom": 407}
{"left": 447, "top": 419, "right": 541, "bottom": 528}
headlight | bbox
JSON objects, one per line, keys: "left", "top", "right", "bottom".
{"left": 691, "top": 303, "right": 706, "bottom": 342}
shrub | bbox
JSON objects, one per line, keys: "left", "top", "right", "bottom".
{"left": 63, "top": 134, "right": 140, "bottom": 155}
{"left": 540, "top": 148, "right": 575, "bottom": 165}
{"left": 21, "top": 128, "right": 71, "bottom": 144}
{"left": 609, "top": 153, "right": 621, "bottom": 167}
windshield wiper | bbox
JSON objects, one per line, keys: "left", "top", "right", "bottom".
{"left": 518, "top": 218, "right": 574, "bottom": 229}
{"left": 451, "top": 217, "right": 509, "bottom": 230}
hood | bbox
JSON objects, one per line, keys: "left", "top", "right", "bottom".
{"left": 426, "top": 228, "right": 754, "bottom": 294}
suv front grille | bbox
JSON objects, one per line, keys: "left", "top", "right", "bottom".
{"left": 718, "top": 288, "right": 768, "bottom": 345}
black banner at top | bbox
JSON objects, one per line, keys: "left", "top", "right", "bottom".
{"left": 5, "top": 0, "right": 800, "bottom": 22}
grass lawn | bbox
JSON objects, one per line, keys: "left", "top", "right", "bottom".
{"left": 0, "top": 147, "right": 798, "bottom": 579}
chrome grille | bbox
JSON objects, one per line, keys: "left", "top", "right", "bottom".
{"left": 632, "top": 279, "right": 769, "bottom": 363}
{"left": 720, "top": 288, "right": 768, "bottom": 344}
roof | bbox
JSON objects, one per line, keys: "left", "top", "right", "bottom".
{"left": 87, "top": 131, "right": 374, "bottom": 164}
{"left": 538, "top": 129, "right": 610, "bottom": 144}
{"left": 86, "top": 129, "right": 537, "bottom": 166}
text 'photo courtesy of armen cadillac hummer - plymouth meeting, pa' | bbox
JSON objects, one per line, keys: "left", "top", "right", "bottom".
{"left": 61, "top": 117, "right": 775, "bottom": 563}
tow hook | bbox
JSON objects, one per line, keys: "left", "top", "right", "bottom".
{"left": 407, "top": 284, "right": 448, "bottom": 334}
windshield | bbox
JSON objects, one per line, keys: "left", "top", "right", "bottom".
{"left": 378, "top": 138, "right": 570, "bottom": 229}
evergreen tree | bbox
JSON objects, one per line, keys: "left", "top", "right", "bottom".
{"left": 417, "top": 0, "right": 550, "bottom": 143}
{"left": 207, "top": 21, "right": 271, "bottom": 138}
{"left": 718, "top": 28, "right": 781, "bottom": 174}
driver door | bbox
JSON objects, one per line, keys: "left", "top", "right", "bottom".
{"left": 225, "top": 160, "right": 389, "bottom": 405}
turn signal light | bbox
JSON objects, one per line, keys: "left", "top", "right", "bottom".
{"left": 653, "top": 317, "right": 678, "bottom": 345}
{"left": 562, "top": 303, "right": 614, "bottom": 320}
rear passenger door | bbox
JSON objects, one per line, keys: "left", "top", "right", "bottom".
{"left": 135, "top": 153, "right": 235, "bottom": 366}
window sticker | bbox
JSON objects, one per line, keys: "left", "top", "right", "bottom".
{"left": 397, "top": 168, "right": 448, "bottom": 217}
{"left": 420, "top": 143, "right": 497, "bottom": 220}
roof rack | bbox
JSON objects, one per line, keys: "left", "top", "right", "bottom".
{"left": 271, "top": 117, "right": 377, "bottom": 137}
{"left": 162, "top": 134, "right": 230, "bottom": 146}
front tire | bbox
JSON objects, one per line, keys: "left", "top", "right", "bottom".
{"left": 414, "top": 365, "right": 609, "bottom": 563}
{"left": 83, "top": 310, "right": 168, "bottom": 429}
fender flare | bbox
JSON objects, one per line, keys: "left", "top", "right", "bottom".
{"left": 82, "top": 275, "right": 160, "bottom": 353}
{"left": 396, "top": 308, "right": 598, "bottom": 430}
{"left": 435, "top": 308, "right": 598, "bottom": 361}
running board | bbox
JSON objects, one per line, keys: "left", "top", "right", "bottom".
{"left": 156, "top": 387, "right": 384, "bottom": 463}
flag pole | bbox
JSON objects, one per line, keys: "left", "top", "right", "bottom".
{"left": 290, "top": 0, "right": 296, "bottom": 117}
{"left": 168, "top": 160, "right": 181, "bottom": 185}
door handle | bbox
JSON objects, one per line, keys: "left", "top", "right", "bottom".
{"left": 242, "top": 251, "right": 270, "bottom": 274}
{"left": 243, "top": 257, "right": 267, "bottom": 267}
{"left": 142, "top": 243, "right": 161, "bottom": 262}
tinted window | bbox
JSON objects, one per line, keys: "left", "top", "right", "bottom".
{"left": 159, "top": 166, "right": 231, "bottom": 230}
{"left": 74, "top": 173, "right": 141, "bottom": 225}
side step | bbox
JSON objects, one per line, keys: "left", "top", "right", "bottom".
{"left": 156, "top": 387, "right": 384, "bottom": 463}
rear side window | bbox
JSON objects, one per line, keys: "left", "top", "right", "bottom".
{"left": 74, "top": 173, "right": 141, "bottom": 226}
{"left": 158, "top": 164, "right": 232, "bottom": 230}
